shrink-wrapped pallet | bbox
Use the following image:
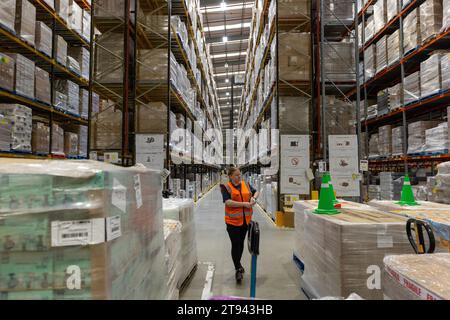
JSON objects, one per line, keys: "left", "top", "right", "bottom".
{"left": 407, "top": 120, "right": 442, "bottom": 154}
{"left": 391, "top": 126, "right": 404, "bottom": 155}
{"left": 387, "top": 0, "right": 400, "bottom": 22}
{"left": 364, "top": 45, "right": 376, "bottom": 79}
{"left": 54, "top": 80, "right": 79, "bottom": 115}
{"left": 35, "top": 21, "right": 52, "bottom": 57}
{"left": 323, "top": 0, "right": 354, "bottom": 24}
{"left": 77, "top": 125, "right": 87, "bottom": 158}
{"left": 420, "top": 0, "right": 443, "bottom": 44}
{"left": 325, "top": 96, "right": 355, "bottom": 135}
{"left": 0, "top": 112, "right": 12, "bottom": 151}
{"left": 82, "top": 9, "right": 91, "bottom": 40}
{"left": 0, "top": 104, "right": 32, "bottom": 153}
{"left": 95, "top": 33, "right": 123, "bottom": 83}
{"left": 0, "top": 53, "right": 15, "bottom": 92}
{"left": 324, "top": 41, "right": 355, "bottom": 82}
{"left": 92, "top": 100, "right": 122, "bottom": 150}
{"left": 425, "top": 122, "right": 449, "bottom": 152}
{"left": 383, "top": 254, "right": 450, "bottom": 300}
{"left": 163, "top": 199, "right": 197, "bottom": 288}
{"left": 51, "top": 123, "right": 64, "bottom": 156}
{"left": 163, "top": 219, "right": 182, "bottom": 300}
{"left": 387, "top": 30, "right": 400, "bottom": 66}
{"left": 442, "top": 53, "right": 450, "bottom": 91}
{"left": 279, "top": 32, "right": 310, "bottom": 81}
{"left": 444, "top": 0, "right": 450, "bottom": 31}
{"left": 378, "top": 125, "right": 392, "bottom": 157}
{"left": 64, "top": 131, "right": 78, "bottom": 156}
{"left": 369, "top": 133, "right": 379, "bottom": 158}
{"left": 68, "top": 0, "right": 83, "bottom": 35}
{"left": 31, "top": 122, "right": 50, "bottom": 154}
{"left": 420, "top": 52, "right": 443, "bottom": 98}
{"left": 136, "top": 102, "right": 167, "bottom": 134}
{"left": 79, "top": 89, "right": 88, "bottom": 119}
{"left": 293, "top": 202, "right": 412, "bottom": 299}
{"left": 380, "top": 172, "right": 403, "bottom": 200}
{"left": 279, "top": 0, "right": 310, "bottom": 19}
{"left": 376, "top": 36, "right": 388, "bottom": 73}
{"left": 11, "top": 54, "right": 34, "bottom": 99}
{"left": 368, "top": 185, "right": 381, "bottom": 200}
{"left": 365, "top": 16, "right": 375, "bottom": 42}
{"left": 279, "top": 96, "right": 310, "bottom": 134}
{"left": 374, "top": 0, "right": 387, "bottom": 34}
{"left": 55, "top": 35, "right": 68, "bottom": 66}
{"left": 15, "top": 0, "right": 36, "bottom": 46}
{"left": 35, "top": 66, "right": 51, "bottom": 105}
{"left": 403, "top": 9, "right": 421, "bottom": 55}
{"left": 387, "top": 83, "right": 402, "bottom": 111}
{"left": 0, "top": 159, "right": 169, "bottom": 299}
{"left": 56, "top": 0, "right": 70, "bottom": 23}
{"left": 404, "top": 71, "right": 421, "bottom": 104}
{"left": 68, "top": 47, "right": 90, "bottom": 80}
{"left": 0, "top": 0, "right": 16, "bottom": 31}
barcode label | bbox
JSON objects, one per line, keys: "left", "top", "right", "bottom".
{"left": 62, "top": 232, "right": 89, "bottom": 239}
{"left": 51, "top": 219, "right": 106, "bottom": 247}
{"left": 106, "top": 216, "right": 122, "bottom": 241}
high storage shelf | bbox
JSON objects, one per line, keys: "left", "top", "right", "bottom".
{"left": 90, "top": 0, "right": 220, "bottom": 198}
{"left": 346, "top": 0, "right": 450, "bottom": 173}
{"left": 238, "top": 0, "right": 313, "bottom": 215}
{"left": 0, "top": 0, "right": 91, "bottom": 160}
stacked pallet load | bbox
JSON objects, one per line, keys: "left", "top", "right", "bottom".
{"left": 424, "top": 122, "right": 449, "bottom": 153}
{"left": 380, "top": 172, "right": 403, "bottom": 200}
{"left": 407, "top": 120, "right": 442, "bottom": 154}
{"left": 0, "top": 159, "right": 168, "bottom": 299}
{"left": 163, "top": 219, "right": 182, "bottom": 300}
{"left": 383, "top": 254, "right": 450, "bottom": 300}
{"left": 428, "top": 161, "right": 450, "bottom": 204}
{"left": 293, "top": 200, "right": 413, "bottom": 299}
{"left": 420, "top": 0, "right": 443, "bottom": 44}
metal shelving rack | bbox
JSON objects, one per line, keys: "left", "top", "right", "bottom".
{"left": 0, "top": 0, "right": 90, "bottom": 159}
{"left": 91, "top": 0, "right": 221, "bottom": 199}
{"left": 349, "top": 0, "right": 450, "bottom": 180}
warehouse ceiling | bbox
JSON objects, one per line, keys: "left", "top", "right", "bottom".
{"left": 200, "top": 0, "right": 253, "bottom": 129}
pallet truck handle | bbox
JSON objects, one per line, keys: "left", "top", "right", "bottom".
{"left": 406, "top": 218, "right": 436, "bottom": 254}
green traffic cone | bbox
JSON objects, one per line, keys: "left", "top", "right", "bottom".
{"left": 396, "top": 174, "right": 420, "bottom": 206}
{"left": 323, "top": 173, "right": 339, "bottom": 204}
{"left": 314, "top": 173, "right": 340, "bottom": 215}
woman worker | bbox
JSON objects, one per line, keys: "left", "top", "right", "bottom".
{"left": 220, "top": 167, "right": 259, "bottom": 283}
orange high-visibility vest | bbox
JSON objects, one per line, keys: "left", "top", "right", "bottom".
{"left": 224, "top": 181, "right": 253, "bottom": 226}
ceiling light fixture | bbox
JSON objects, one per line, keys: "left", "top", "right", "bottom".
{"left": 226, "top": 92, "right": 230, "bottom": 96}
{"left": 225, "top": 78, "right": 229, "bottom": 83}
{"left": 223, "top": 36, "right": 228, "bottom": 43}
{"left": 220, "top": 1, "right": 227, "bottom": 10}
{"left": 225, "top": 63, "right": 229, "bottom": 68}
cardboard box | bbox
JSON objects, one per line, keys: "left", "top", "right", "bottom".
{"left": 51, "top": 123, "right": 64, "bottom": 155}
{"left": 15, "top": 0, "right": 36, "bottom": 46}
{"left": 31, "top": 122, "right": 50, "bottom": 154}
{"left": 35, "top": 66, "right": 51, "bottom": 105}
{"left": 55, "top": 36, "right": 68, "bottom": 66}
{"left": 11, "top": 54, "right": 35, "bottom": 99}
{"left": 279, "top": 32, "right": 311, "bottom": 81}
{"left": 0, "top": 0, "right": 16, "bottom": 31}
{"left": 64, "top": 131, "right": 78, "bottom": 156}
{"left": 420, "top": 0, "right": 443, "bottom": 44}
{"left": 136, "top": 102, "right": 167, "bottom": 134}
{"left": 0, "top": 53, "right": 15, "bottom": 92}
{"left": 35, "top": 21, "right": 53, "bottom": 57}
{"left": 0, "top": 104, "right": 32, "bottom": 153}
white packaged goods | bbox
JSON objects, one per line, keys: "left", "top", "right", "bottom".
{"left": 324, "top": 41, "right": 355, "bottom": 81}
{"left": 378, "top": 125, "right": 392, "bottom": 157}
{"left": 369, "top": 133, "right": 379, "bottom": 157}
{"left": 430, "top": 161, "right": 450, "bottom": 204}
{"left": 407, "top": 121, "right": 442, "bottom": 154}
{"left": 0, "top": 159, "right": 169, "bottom": 299}
{"left": 0, "top": 113, "right": 12, "bottom": 151}
{"left": 0, "top": 53, "right": 15, "bottom": 92}
{"left": 0, "top": 0, "right": 16, "bottom": 31}
{"left": 442, "top": 53, "right": 450, "bottom": 90}
{"left": 64, "top": 131, "right": 78, "bottom": 156}
{"left": 392, "top": 126, "right": 404, "bottom": 155}
{"left": 293, "top": 202, "right": 412, "bottom": 299}
{"left": 388, "top": 83, "right": 402, "bottom": 111}
{"left": 164, "top": 219, "right": 182, "bottom": 300}
{"left": 54, "top": 80, "right": 79, "bottom": 115}
{"left": 387, "top": 30, "right": 400, "bottom": 66}
{"left": 15, "top": 0, "right": 36, "bottom": 46}
{"left": 67, "top": 56, "right": 81, "bottom": 75}
{"left": 43, "top": 0, "right": 55, "bottom": 9}
{"left": 365, "top": 16, "right": 375, "bottom": 42}
{"left": 80, "top": 89, "right": 88, "bottom": 119}
{"left": 11, "top": 54, "right": 35, "bottom": 99}
{"left": 92, "top": 92, "right": 99, "bottom": 114}
{"left": 68, "top": 0, "right": 82, "bottom": 35}
{"left": 31, "top": 122, "right": 50, "bottom": 154}
{"left": 163, "top": 199, "right": 197, "bottom": 288}
{"left": 376, "top": 36, "right": 388, "bottom": 73}
{"left": 420, "top": 52, "right": 443, "bottom": 98}
{"left": 420, "top": 0, "right": 443, "bottom": 43}
{"left": 368, "top": 185, "right": 381, "bottom": 200}
{"left": 51, "top": 123, "right": 64, "bottom": 155}
{"left": 383, "top": 254, "right": 450, "bottom": 299}
{"left": 279, "top": 97, "right": 310, "bottom": 134}
{"left": 92, "top": 100, "right": 122, "bottom": 150}
{"left": 77, "top": 125, "right": 88, "bottom": 157}
{"left": 35, "top": 66, "right": 51, "bottom": 105}
{"left": 0, "top": 104, "right": 32, "bottom": 153}
{"left": 403, "top": 9, "right": 421, "bottom": 54}
{"left": 95, "top": 33, "right": 123, "bottom": 83}
{"left": 82, "top": 9, "right": 91, "bottom": 40}
{"left": 323, "top": 0, "right": 354, "bottom": 24}
{"left": 444, "top": 0, "right": 450, "bottom": 31}
{"left": 387, "top": 0, "right": 400, "bottom": 22}
{"left": 374, "top": 0, "right": 387, "bottom": 34}
{"left": 404, "top": 71, "right": 420, "bottom": 104}
{"left": 35, "top": 21, "right": 52, "bottom": 57}
{"left": 364, "top": 45, "right": 376, "bottom": 79}
{"left": 325, "top": 96, "right": 356, "bottom": 135}
{"left": 55, "top": 35, "right": 68, "bottom": 66}
{"left": 380, "top": 172, "right": 403, "bottom": 200}
{"left": 55, "top": 0, "right": 69, "bottom": 23}
{"left": 425, "top": 122, "right": 450, "bottom": 152}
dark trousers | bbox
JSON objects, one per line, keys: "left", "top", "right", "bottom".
{"left": 226, "top": 223, "right": 248, "bottom": 270}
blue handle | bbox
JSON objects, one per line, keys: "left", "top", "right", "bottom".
{"left": 250, "top": 254, "right": 257, "bottom": 298}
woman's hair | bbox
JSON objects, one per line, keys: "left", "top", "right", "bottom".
{"left": 228, "top": 167, "right": 240, "bottom": 177}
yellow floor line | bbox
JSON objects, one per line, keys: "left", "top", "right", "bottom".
{"left": 195, "top": 183, "right": 219, "bottom": 205}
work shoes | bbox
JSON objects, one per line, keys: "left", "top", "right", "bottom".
{"left": 238, "top": 266, "right": 245, "bottom": 274}
{"left": 235, "top": 270, "right": 243, "bottom": 283}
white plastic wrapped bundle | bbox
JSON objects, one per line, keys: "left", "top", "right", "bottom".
{"left": 378, "top": 125, "right": 392, "bottom": 157}
{"left": 374, "top": 0, "right": 387, "bottom": 35}
{"left": 51, "top": 123, "right": 65, "bottom": 155}
{"left": 369, "top": 133, "right": 379, "bottom": 157}
{"left": 324, "top": 41, "right": 355, "bottom": 81}
{"left": 420, "top": 52, "right": 443, "bottom": 98}
{"left": 442, "top": 53, "right": 450, "bottom": 91}
{"left": 55, "top": 35, "right": 68, "bottom": 66}
{"left": 163, "top": 198, "right": 197, "bottom": 288}
{"left": 365, "top": 16, "right": 375, "bottom": 42}
{"left": 31, "top": 122, "right": 49, "bottom": 154}
{"left": 388, "top": 83, "right": 402, "bottom": 111}
{"left": 404, "top": 71, "right": 420, "bottom": 104}
{"left": 376, "top": 36, "right": 388, "bottom": 73}
{"left": 0, "top": 53, "right": 15, "bottom": 92}
{"left": 0, "top": 0, "right": 16, "bottom": 31}
{"left": 407, "top": 120, "right": 442, "bottom": 154}
{"left": 56, "top": 0, "right": 70, "bottom": 23}
{"left": 387, "top": 30, "right": 400, "bottom": 66}
{"left": 77, "top": 125, "right": 88, "bottom": 157}
{"left": 391, "top": 126, "right": 404, "bottom": 155}
{"left": 364, "top": 45, "right": 376, "bottom": 79}
{"left": 35, "top": 66, "right": 51, "bottom": 105}
{"left": 79, "top": 89, "right": 88, "bottom": 119}
{"left": 164, "top": 219, "right": 182, "bottom": 300}
{"left": 384, "top": 254, "right": 450, "bottom": 299}
{"left": 425, "top": 122, "right": 449, "bottom": 152}
{"left": 420, "top": 0, "right": 443, "bottom": 44}
{"left": 387, "top": 0, "right": 399, "bottom": 22}
{"left": 0, "top": 113, "right": 12, "bottom": 151}
{"left": 82, "top": 9, "right": 91, "bottom": 40}
{"left": 35, "top": 22, "right": 52, "bottom": 57}
{"left": 67, "top": 80, "right": 80, "bottom": 116}
{"left": 403, "top": 9, "right": 421, "bottom": 54}
{"left": 68, "top": 0, "right": 83, "bottom": 35}
{"left": 64, "top": 131, "right": 78, "bottom": 156}
{"left": 15, "top": 0, "right": 36, "bottom": 45}
{"left": 11, "top": 54, "right": 35, "bottom": 99}
{"left": 0, "top": 104, "right": 32, "bottom": 153}
{"left": 380, "top": 172, "right": 403, "bottom": 200}
{"left": 0, "top": 159, "right": 169, "bottom": 299}
{"left": 368, "top": 185, "right": 381, "bottom": 200}
{"left": 294, "top": 203, "right": 412, "bottom": 299}
{"left": 443, "top": 0, "right": 450, "bottom": 31}
{"left": 68, "top": 47, "right": 90, "bottom": 80}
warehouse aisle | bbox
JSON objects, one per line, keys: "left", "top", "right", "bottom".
{"left": 180, "top": 186, "right": 306, "bottom": 300}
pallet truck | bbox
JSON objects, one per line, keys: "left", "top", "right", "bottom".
{"left": 247, "top": 221, "right": 260, "bottom": 298}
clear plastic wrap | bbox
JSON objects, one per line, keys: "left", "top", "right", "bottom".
{"left": 163, "top": 219, "right": 182, "bottom": 300}
{"left": 68, "top": 47, "right": 90, "bottom": 80}
{"left": 323, "top": 0, "right": 354, "bottom": 24}
{"left": 380, "top": 172, "right": 403, "bottom": 200}
{"left": 0, "top": 113, "right": 12, "bottom": 151}
{"left": 391, "top": 126, "right": 404, "bottom": 155}
{"left": 387, "top": 0, "right": 400, "bottom": 22}
{"left": 365, "top": 16, "right": 375, "bottom": 42}
{"left": 51, "top": 123, "right": 65, "bottom": 155}
{"left": 420, "top": 52, "right": 443, "bottom": 98}
{"left": 279, "top": 32, "right": 310, "bottom": 81}
{"left": 383, "top": 254, "right": 450, "bottom": 300}
{"left": 367, "top": 104, "right": 378, "bottom": 119}
{"left": 424, "top": 122, "right": 449, "bottom": 152}
{"left": 388, "top": 83, "right": 402, "bottom": 111}
{"left": 364, "top": 45, "right": 376, "bottom": 79}
{"left": 420, "top": 0, "right": 443, "bottom": 44}
{"left": 404, "top": 71, "right": 421, "bottom": 104}
{"left": 442, "top": 53, "right": 450, "bottom": 91}
{"left": 407, "top": 120, "right": 442, "bottom": 154}
{"left": 163, "top": 199, "right": 197, "bottom": 288}
{"left": 324, "top": 41, "right": 355, "bottom": 82}
{"left": 325, "top": 96, "right": 356, "bottom": 135}
{"left": 369, "top": 133, "right": 379, "bottom": 158}
{"left": 403, "top": 9, "right": 421, "bottom": 54}
{"left": 279, "top": 96, "right": 310, "bottom": 134}
{"left": 15, "top": 0, "right": 36, "bottom": 46}
{"left": 35, "top": 22, "right": 53, "bottom": 57}
{"left": 64, "top": 131, "right": 78, "bottom": 156}
{"left": 79, "top": 89, "right": 88, "bottom": 119}
{"left": 443, "top": 0, "right": 450, "bottom": 31}
{"left": 387, "top": 30, "right": 400, "bottom": 66}
{"left": 92, "top": 100, "right": 122, "bottom": 150}
{"left": 82, "top": 9, "right": 91, "bottom": 40}
{"left": 374, "top": 0, "right": 387, "bottom": 35}
{"left": 0, "top": 104, "right": 32, "bottom": 153}
{"left": 77, "top": 125, "right": 87, "bottom": 157}
{"left": 56, "top": 0, "right": 70, "bottom": 23}
{"left": 376, "top": 35, "right": 388, "bottom": 73}
{"left": 0, "top": 53, "right": 15, "bottom": 92}
{"left": 378, "top": 125, "right": 392, "bottom": 157}
{"left": 35, "top": 66, "right": 51, "bottom": 105}
{"left": 55, "top": 35, "right": 68, "bottom": 66}
{"left": 11, "top": 54, "right": 35, "bottom": 99}
{"left": 0, "top": 159, "right": 169, "bottom": 299}
{"left": 293, "top": 203, "right": 412, "bottom": 299}
{"left": 68, "top": 0, "right": 83, "bottom": 35}
{"left": 368, "top": 185, "right": 381, "bottom": 200}
{"left": 0, "top": 0, "right": 16, "bottom": 31}
{"left": 31, "top": 122, "right": 50, "bottom": 154}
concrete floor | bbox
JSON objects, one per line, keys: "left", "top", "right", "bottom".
{"left": 180, "top": 186, "right": 307, "bottom": 300}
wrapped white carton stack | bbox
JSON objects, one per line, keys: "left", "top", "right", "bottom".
{"left": 425, "top": 122, "right": 450, "bottom": 153}
{"left": 0, "top": 104, "right": 32, "bottom": 153}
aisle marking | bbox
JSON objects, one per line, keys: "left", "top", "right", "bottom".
{"left": 255, "top": 203, "right": 277, "bottom": 227}
{"left": 200, "top": 262, "right": 215, "bottom": 300}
